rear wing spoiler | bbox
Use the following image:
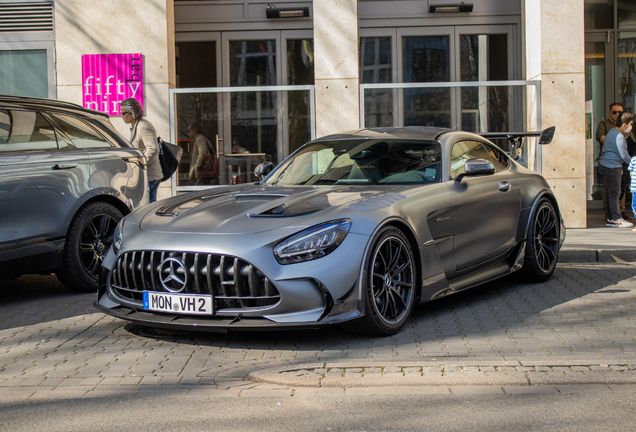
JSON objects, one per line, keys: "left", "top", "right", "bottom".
{"left": 480, "top": 126, "right": 555, "bottom": 160}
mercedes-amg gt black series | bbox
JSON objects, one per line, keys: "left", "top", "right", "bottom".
{"left": 96, "top": 126, "right": 564, "bottom": 335}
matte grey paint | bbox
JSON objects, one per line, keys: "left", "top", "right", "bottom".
{"left": 96, "top": 127, "right": 563, "bottom": 332}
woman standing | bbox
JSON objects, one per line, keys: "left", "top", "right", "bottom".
{"left": 120, "top": 98, "right": 162, "bottom": 202}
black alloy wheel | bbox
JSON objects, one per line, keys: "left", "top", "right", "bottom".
{"left": 57, "top": 202, "right": 123, "bottom": 292}
{"left": 523, "top": 198, "right": 559, "bottom": 281}
{"left": 344, "top": 227, "right": 416, "bottom": 336}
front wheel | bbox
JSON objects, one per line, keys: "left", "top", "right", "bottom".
{"left": 523, "top": 198, "right": 560, "bottom": 282}
{"left": 344, "top": 227, "right": 416, "bottom": 336}
{"left": 56, "top": 202, "right": 123, "bottom": 293}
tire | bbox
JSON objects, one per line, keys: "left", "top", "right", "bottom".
{"left": 522, "top": 198, "right": 560, "bottom": 282}
{"left": 344, "top": 227, "right": 416, "bottom": 336}
{"left": 56, "top": 202, "right": 123, "bottom": 293}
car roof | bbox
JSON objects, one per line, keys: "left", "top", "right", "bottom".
{"left": 314, "top": 126, "right": 457, "bottom": 142}
{"left": 314, "top": 126, "right": 500, "bottom": 145}
{"left": 0, "top": 94, "right": 110, "bottom": 119}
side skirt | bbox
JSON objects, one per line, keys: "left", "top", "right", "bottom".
{"left": 429, "top": 242, "right": 525, "bottom": 301}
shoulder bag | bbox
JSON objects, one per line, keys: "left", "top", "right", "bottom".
{"left": 158, "top": 137, "right": 184, "bottom": 182}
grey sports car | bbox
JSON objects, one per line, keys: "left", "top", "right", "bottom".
{"left": 96, "top": 127, "right": 565, "bottom": 335}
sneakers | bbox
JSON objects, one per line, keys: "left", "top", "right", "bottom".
{"left": 607, "top": 218, "right": 634, "bottom": 228}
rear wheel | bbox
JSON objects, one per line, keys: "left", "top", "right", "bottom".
{"left": 344, "top": 227, "right": 416, "bottom": 336}
{"left": 523, "top": 198, "right": 560, "bottom": 282}
{"left": 56, "top": 202, "right": 123, "bottom": 293}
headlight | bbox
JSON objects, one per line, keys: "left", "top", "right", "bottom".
{"left": 273, "top": 219, "right": 352, "bottom": 265}
{"left": 112, "top": 219, "right": 124, "bottom": 254}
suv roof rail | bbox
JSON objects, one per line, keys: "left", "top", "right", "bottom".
{"left": 0, "top": 94, "right": 110, "bottom": 118}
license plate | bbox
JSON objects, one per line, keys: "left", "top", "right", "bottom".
{"left": 143, "top": 291, "right": 213, "bottom": 315}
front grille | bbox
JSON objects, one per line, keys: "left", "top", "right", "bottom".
{"left": 109, "top": 251, "right": 280, "bottom": 311}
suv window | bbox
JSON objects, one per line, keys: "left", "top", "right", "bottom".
{"left": 86, "top": 119, "right": 127, "bottom": 148}
{"left": 46, "top": 113, "right": 115, "bottom": 149}
{"left": 0, "top": 109, "right": 58, "bottom": 152}
{"left": 450, "top": 140, "right": 495, "bottom": 179}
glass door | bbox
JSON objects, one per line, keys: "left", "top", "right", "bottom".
{"left": 360, "top": 25, "right": 517, "bottom": 133}
{"left": 173, "top": 30, "right": 314, "bottom": 189}
{"left": 585, "top": 33, "right": 614, "bottom": 202}
{"left": 174, "top": 33, "right": 222, "bottom": 188}
{"left": 359, "top": 28, "right": 398, "bottom": 128}
{"left": 398, "top": 27, "right": 455, "bottom": 128}
{"left": 455, "top": 25, "right": 515, "bottom": 133}
{"left": 222, "top": 32, "right": 280, "bottom": 184}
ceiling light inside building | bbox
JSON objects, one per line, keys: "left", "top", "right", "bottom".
{"left": 266, "top": 6, "right": 310, "bottom": 19}
{"left": 429, "top": 3, "right": 473, "bottom": 13}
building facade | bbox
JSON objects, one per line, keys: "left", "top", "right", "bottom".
{"left": 0, "top": 0, "right": 609, "bottom": 228}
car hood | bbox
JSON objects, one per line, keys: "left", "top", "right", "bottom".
{"left": 139, "top": 185, "right": 404, "bottom": 234}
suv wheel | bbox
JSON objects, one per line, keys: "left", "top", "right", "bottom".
{"left": 56, "top": 202, "right": 123, "bottom": 293}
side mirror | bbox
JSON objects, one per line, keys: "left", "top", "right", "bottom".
{"left": 254, "top": 162, "right": 274, "bottom": 179}
{"left": 538, "top": 126, "right": 556, "bottom": 145}
{"left": 455, "top": 158, "right": 495, "bottom": 182}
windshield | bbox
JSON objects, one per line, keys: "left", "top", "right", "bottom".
{"left": 264, "top": 139, "right": 442, "bottom": 186}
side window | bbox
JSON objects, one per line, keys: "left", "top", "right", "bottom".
{"left": 0, "top": 109, "right": 58, "bottom": 153}
{"left": 450, "top": 140, "right": 494, "bottom": 179}
{"left": 486, "top": 143, "right": 510, "bottom": 171}
{"left": 46, "top": 113, "right": 114, "bottom": 149}
{"left": 86, "top": 119, "right": 126, "bottom": 148}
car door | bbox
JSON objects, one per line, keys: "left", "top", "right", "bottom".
{"left": 0, "top": 108, "right": 90, "bottom": 254}
{"left": 447, "top": 139, "right": 521, "bottom": 271}
{"left": 43, "top": 112, "right": 148, "bottom": 206}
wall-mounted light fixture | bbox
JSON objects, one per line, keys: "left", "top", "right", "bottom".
{"left": 266, "top": 4, "right": 310, "bottom": 19}
{"left": 429, "top": 3, "right": 473, "bottom": 13}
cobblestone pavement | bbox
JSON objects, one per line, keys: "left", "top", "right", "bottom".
{"left": 1, "top": 262, "right": 636, "bottom": 399}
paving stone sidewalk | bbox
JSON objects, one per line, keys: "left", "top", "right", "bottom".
{"left": 1, "top": 262, "right": 636, "bottom": 399}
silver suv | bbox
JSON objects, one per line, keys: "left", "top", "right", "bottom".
{"left": 0, "top": 95, "right": 148, "bottom": 292}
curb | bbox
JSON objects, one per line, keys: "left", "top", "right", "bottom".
{"left": 559, "top": 249, "right": 636, "bottom": 263}
{"left": 247, "top": 361, "right": 636, "bottom": 387}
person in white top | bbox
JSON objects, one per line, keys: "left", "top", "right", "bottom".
{"left": 120, "top": 98, "right": 161, "bottom": 202}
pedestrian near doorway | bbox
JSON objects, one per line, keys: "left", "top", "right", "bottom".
{"left": 628, "top": 152, "right": 636, "bottom": 232}
{"left": 599, "top": 112, "right": 635, "bottom": 228}
{"left": 187, "top": 122, "right": 215, "bottom": 185}
{"left": 596, "top": 103, "right": 636, "bottom": 220}
{"left": 121, "top": 98, "right": 162, "bottom": 202}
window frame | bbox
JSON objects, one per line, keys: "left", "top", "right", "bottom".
{"left": 0, "top": 39, "right": 56, "bottom": 99}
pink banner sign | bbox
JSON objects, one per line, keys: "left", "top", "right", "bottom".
{"left": 81, "top": 53, "right": 144, "bottom": 116}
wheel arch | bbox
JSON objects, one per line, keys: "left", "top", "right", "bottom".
{"left": 524, "top": 190, "right": 561, "bottom": 240}
{"left": 371, "top": 218, "right": 423, "bottom": 304}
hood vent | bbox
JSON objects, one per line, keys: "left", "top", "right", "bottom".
{"left": 233, "top": 193, "right": 288, "bottom": 201}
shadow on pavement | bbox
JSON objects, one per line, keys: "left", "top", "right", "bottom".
{"left": 96, "top": 264, "right": 636, "bottom": 355}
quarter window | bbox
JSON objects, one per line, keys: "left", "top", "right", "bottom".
{"left": 485, "top": 143, "right": 510, "bottom": 171}
{"left": 0, "top": 109, "right": 58, "bottom": 152}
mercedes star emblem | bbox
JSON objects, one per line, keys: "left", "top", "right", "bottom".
{"left": 159, "top": 257, "right": 188, "bottom": 293}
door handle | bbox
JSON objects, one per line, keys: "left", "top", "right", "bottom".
{"left": 52, "top": 163, "right": 77, "bottom": 170}
{"left": 498, "top": 182, "right": 511, "bottom": 192}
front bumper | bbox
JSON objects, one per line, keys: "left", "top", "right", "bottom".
{"left": 94, "top": 300, "right": 336, "bottom": 332}
{"left": 95, "top": 230, "right": 369, "bottom": 330}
